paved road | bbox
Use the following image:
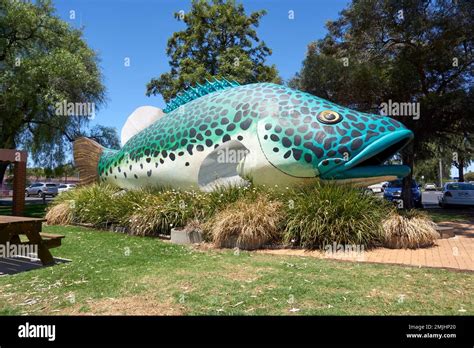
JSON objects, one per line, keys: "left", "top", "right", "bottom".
{"left": 0, "top": 196, "right": 54, "bottom": 206}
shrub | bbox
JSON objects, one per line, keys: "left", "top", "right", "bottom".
{"left": 283, "top": 182, "right": 394, "bottom": 249}
{"left": 128, "top": 189, "right": 208, "bottom": 236}
{"left": 53, "top": 184, "right": 122, "bottom": 226}
{"left": 206, "top": 195, "right": 284, "bottom": 250}
{"left": 382, "top": 210, "right": 440, "bottom": 249}
{"left": 45, "top": 201, "right": 74, "bottom": 225}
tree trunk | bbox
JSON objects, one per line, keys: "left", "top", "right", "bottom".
{"left": 458, "top": 157, "right": 464, "bottom": 182}
{"left": 401, "top": 144, "right": 414, "bottom": 209}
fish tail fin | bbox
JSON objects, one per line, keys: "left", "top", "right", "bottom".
{"left": 73, "top": 137, "right": 104, "bottom": 186}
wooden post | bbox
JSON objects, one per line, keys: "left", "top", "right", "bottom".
{"left": 12, "top": 161, "right": 26, "bottom": 216}
{"left": 0, "top": 149, "right": 27, "bottom": 216}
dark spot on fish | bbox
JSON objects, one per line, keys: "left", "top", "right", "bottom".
{"left": 324, "top": 137, "right": 336, "bottom": 150}
{"left": 282, "top": 137, "right": 292, "bottom": 148}
{"left": 323, "top": 126, "right": 335, "bottom": 134}
{"left": 314, "top": 131, "right": 326, "bottom": 144}
{"left": 187, "top": 145, "right": 194, "bottom": 155}
{"left": 346, "top": 114, "right": 357, "bottom": 121}
{"left": 365, "top": 131, "right": 379, "bottom": 141}
{"left": 304, "top": 142, "right": 323, "bottom": 158}
{"left": 351, "top": 130, "right": 362, "bottom": 137}
{"left": 351, "top": 139, "right": 363, "bottom": 150}
{"left": 292, "top": 148, "right": 303, "bottom": 160}
{"left": 340, "top": 136, "right": 351, "bottom": 144}
{"left": 338, "top": 146, "right": 349, "bottom": 157}
{"left": 240, "top": 118, "right": 252, "bottom": 130}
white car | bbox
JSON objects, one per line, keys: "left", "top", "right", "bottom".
{"left": 424, "top": 183, "right": 437, "bottom": 191}
{"left": 367, "top": 181, "right": 388, "bottom": 193}
{"left": 438, "top": 182, "right": 474, "bottom": 207}
{"left": 58, "top": 184, "right": 77, "bottom": 193}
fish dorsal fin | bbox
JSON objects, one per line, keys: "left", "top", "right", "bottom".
{"left": 121, "top": 106, "right": 164, "bottom": 146}
{"left": 164, "top": 77, "right": 240, "bottom": 113}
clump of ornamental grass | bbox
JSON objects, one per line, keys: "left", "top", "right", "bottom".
{"left": 127, "top": 189, "right": 204, "bottom": 236}
{"left": 52, "top": 183, "right": 122, "bottom": 226}
{"left": 382, "top": 209, "right": 440, "bottom": 249}
{"left": 45, "top": 201, "right": 74, "bottom": 225}
{"left": 206, "top": 195, "right": 284, "bottom": 250}
{"left": 283, "top": 182, "right": 394, "bottom": 249}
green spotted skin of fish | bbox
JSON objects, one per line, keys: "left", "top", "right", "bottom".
{"left": 98, "top": 82, "right": 407, "bottom": 186}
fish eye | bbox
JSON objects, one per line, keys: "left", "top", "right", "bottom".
{"left": 317, "top": 110, "right": 342, "bottom": 124}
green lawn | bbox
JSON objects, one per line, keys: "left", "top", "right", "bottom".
{"left": 424, "top": 208, "right": 474, "bottom": 223}
{"left": 0, "top": 203, "right": 47, "bottom": 218}
{"left": 0, "top": 225, "right": 472, "bottom": 315}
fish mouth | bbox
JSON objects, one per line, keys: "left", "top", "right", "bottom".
{"left": 321, "top": 129, "right": 414, "bottom": 179}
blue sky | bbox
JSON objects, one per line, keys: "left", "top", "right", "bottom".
{"left": 53, "top": 0, "right": 350, "bottom": 130}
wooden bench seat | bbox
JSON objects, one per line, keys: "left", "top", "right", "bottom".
{"left": 39, "top": 233, "right": 65, "bottom": 249}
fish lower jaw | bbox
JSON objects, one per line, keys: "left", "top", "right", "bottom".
{"left": 321, "top": 164, "right": 411, "bottom": 181}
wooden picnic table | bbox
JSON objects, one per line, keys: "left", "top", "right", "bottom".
{"left": 0, "top": 216, "right": 64, "bottom": 265}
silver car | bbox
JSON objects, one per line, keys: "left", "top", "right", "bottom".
{"left": 25, "top": 182, "right": 59, "bottom": 197}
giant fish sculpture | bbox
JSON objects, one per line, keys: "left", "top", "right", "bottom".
{"left": 74, "top": 79, "right": 413, "bottom": 190}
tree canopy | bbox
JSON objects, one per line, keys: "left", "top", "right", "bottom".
{"left": 146, "top": 0, "right": 280, "bottom": 102}
{"left": 291, "top": 0, "right": 474, "bottom": 206}
{"left": 0, "top": 0, "right": 118, "bottom": 182}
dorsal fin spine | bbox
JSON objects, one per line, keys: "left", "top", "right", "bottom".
{"left": 163, "top": 77, "right": 240, "bottom": 113}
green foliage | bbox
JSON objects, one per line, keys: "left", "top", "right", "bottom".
{"left": 55, "top": 184, "right": 122, "bottom": 225}
{"left": 464, "top": 172, "right": 474, "bottom": 182}
{"left": 146, "top": 0, "right": 280, "bottom": 102}
{"left": 0, "top": 0, "right": 108, "bottom": 171}
{"left": 283, "top": 182, "right": 394, "bottom": 249}
{"left": 49, "top": 182, "right": 394, "bottom": 248}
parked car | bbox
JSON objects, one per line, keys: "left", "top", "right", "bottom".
{"left": 438, "top": 182, "right": 474, "bottom": 207}
{"left": 25, "top": 182, "right": 59, "bottom": 197}
{"left": 424, "top": 183, "right": 437, "bottom": 191}
{"left": 58, "top": 184, "right": 77, "bottom": 193}
{"left": 383, "top": 179, "right": 422, "bottom": 208}
{"left": 367, "top": 181, "right": 388, "bottom": 193}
